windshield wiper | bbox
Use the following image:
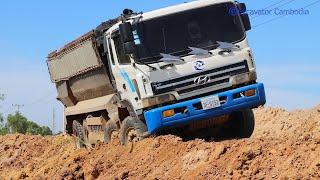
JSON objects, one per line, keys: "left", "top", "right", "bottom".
{"left": 160, "top": 53, "right": 184, "bottom": 63}
{"left": 134, "top": 60, "right": 157, "bottom": 71}
{"left": 188, "top": 47, "right": 211, "bottom": 56}
{"left": 217, "top": 41, "right": 240, "bottom": 51}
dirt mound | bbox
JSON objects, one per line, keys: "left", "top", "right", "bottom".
{"left": 253, "top": 105, "right": 320, "bottom": 139}
{"left": 0, "top": 106, "right": 320, "bottom": 179}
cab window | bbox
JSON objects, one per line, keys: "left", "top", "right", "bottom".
{"left": 107, "top": 38, "right": 115, "bottom": 65}
{"left": 113, "top": 34, "right": 131, "bottom": 64}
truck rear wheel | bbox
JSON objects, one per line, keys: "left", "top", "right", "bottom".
{"left": 119, "top": 117, "right": 147, "bottom": 145}
{"left": 229, "top": 109, "right": 255, "bottom": 138}
{"left": 72, "top": 120, "right": 85, "bottom": 148}
{"left": 104, "top": 120, "right": 120, "bottom": 143}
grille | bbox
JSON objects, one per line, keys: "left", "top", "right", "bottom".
{"left": 151, "top": 60, "right": 249, "bottom": 95}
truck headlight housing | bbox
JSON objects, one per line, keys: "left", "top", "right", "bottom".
{"left": 231, "top": 73, "right": 250, "bottom": 85}
{"left": 231, "top": 72, "right": 257, "bottom": 85}
{"left": 142, "top": 94, "right": 176, "bottom": 108}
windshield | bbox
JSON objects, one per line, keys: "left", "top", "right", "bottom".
{"left": 133, "top": 2, "right": 245, "bottom": 63}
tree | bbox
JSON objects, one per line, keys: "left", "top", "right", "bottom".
{"left": 0, "top": 94, "right": 52, "bottom": 136}
{"left": 2, "top": 112, "right": 52, "bottom": 136}
{"left": 40, "top": 126, "right": 52, "bottom": 136}
{"left": 7, "top": 112, "right": 29, "bottom": 134}
{"left": 0, "top": 94, "right": 4, "bottom": 123}
{"left": 0, "top": 94, "right": 9, "bottom": 135}
{"left": 25, "top": 121, "right": 52, "bottom": 135}
{"left": 0, "top": 127, "right": 9, "bottom": 135}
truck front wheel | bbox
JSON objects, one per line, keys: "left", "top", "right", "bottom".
{"left": 119, "top": 117, "right": 147, "bottom": 145}
{"left": 72, "top": 120, "right": 85, "bottom": 148}
{"left": 229, "top": 109, "right": 255, "bottom": 138}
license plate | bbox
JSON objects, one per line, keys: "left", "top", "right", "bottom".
{"left": 201, "top": 95, "right": 221, "bottom": 110}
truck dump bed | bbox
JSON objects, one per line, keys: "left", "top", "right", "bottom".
{"left": 48, "top": 31, "right": 102, "bottom": 82}
{"left": 47, "top": 30, "right": 114, "bottom": 107}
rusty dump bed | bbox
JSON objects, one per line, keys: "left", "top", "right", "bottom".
{"left": 47, "top": 27, "right": 115, "bottom": 107}
{"left": 47, "top": 31, "right": 103, "bottom": 82}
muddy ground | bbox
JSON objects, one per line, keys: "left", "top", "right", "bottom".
{"left": 0, "top": 106, "right": 320, "bottom": 179}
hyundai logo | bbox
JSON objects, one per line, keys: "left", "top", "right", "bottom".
{"left": 194, "top": 75, "right": 210, "bottom": 85}
{"left": 194, "top": 60, "right": 205, "bottom": 71}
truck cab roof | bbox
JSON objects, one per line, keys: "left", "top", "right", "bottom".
{"left": 106, "top": 0, "right": 234, "bottom": 34}
{"left": 142, "top": 0, "right": 234, "bottom": 21}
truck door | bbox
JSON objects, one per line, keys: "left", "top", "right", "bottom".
{"left": 107, "top": 32, "right": 141, "bottom": 109}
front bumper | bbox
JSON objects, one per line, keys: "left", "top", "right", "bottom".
{"left": 144, "top": 83, "right": 266, "bottom": 134}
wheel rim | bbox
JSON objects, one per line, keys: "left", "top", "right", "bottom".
{"left": 126, "top": 128, "right": 139, "bottom": 143}
{"left": 110, "top": 130, "right": 119, "bottom": 140}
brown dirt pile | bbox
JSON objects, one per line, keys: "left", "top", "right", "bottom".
{"left": 0, "top": 105, "right": 320, "bottom": 179}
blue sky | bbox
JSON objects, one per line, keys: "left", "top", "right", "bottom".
{"left": 0, "top": 0, "right": 319, "bottom": 132}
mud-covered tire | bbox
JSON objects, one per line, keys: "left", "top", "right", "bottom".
{"left": 230, "top": 109, "right": 255, "bottom": 138}
{"left": 72, "top": 121, "right": 85, "bottom": 148}
{"left": 119, "top": 116, "right": 147, "bottom": 145}
{"left": 104, "top": 121, "right": 120, "bottom": 143}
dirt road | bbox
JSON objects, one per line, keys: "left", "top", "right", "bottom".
{"left": 0, "top": 106, "right": 319, "bottom": 179}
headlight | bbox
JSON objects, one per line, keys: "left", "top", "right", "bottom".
{"left": 142, "top": 94, "right": 176, "bottom": 107}
{"left": 231, "top": 73, "right": 250, "bottom": 85}
{"left": 231, "top": 72, "right": 257, "bottom": 85}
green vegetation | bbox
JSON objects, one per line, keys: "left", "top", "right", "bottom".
{"left": 0, "top": 94, "right": 52, "bottom": 136}
{"left": 0, "top": 94, "right": 4, "bottom": 122}
{"left": 0, "top": 112, "right": 52, "bottom": 136}
{"left": 0, "top": 94, "right": 4, "bottom": 129}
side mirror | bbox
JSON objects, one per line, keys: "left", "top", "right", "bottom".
{"left": 237, "top": 3, "right": 246, "bottom": 13}
{"left": 119, "top": 22, "right": 135, "bottom": 54}
{"left": 241, "top": 13, "right": 251, "bottom": 31}
{"left": 123, "top": 41, "right": 135, "bottom": 54}
{"left": 119, "top": 22, "right": 134, "bottom": 43}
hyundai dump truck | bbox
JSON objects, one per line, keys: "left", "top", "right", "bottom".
{"left": 47, "top": 0, "right": 266, "bottom": 147}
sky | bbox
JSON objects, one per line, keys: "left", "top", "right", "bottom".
{"left": 0, "top": 0, "right": 319, "bottom": 132}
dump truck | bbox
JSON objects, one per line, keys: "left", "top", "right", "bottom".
{"left": 47, "top": 0, "right": 266, "bottom": 147}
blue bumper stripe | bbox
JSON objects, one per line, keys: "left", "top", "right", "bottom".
{"left": 144, "top": 83, "right": 266, "bottom": 134}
